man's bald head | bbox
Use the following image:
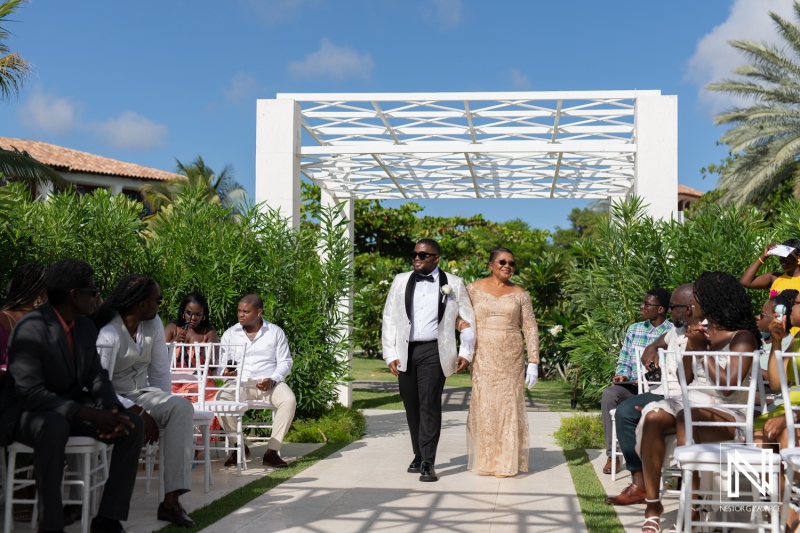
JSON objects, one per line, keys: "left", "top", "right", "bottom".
{"left": 669, "top": 283, "right": 694, "bottom": 328}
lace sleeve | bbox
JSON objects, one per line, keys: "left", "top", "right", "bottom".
{"left": 457, "top": 284, "right": 476, "bottom": 330}
{"left": 520, "top": 292, "right": 540, "bottom": 364}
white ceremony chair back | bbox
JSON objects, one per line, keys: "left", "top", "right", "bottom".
{"left": 202, "top": 343, "right": 249, "bottom": 475}
{"left": 774, "top": 351, "right": 800, "bottom": 526}
{"left": 610, "top": 347, "right": 644, "bottom": 481}
{"left": 168, "top": 342, "right": 215, "bottom": 492}
{"left": 673, "top": 350, "right": 779, "bottom": 533}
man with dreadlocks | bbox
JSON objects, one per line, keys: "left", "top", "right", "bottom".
{"left": 0, "top": 263, "right": 48, "bottom": 378}
{"left": 93, "top": 275, "right": 196, "bottom": 528}
{"left": 7, "top": 259, "right": 143, "bottom": 533}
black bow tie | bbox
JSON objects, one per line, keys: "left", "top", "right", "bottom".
{"left": 416, "top": 273, "right": 435, "bottom": 282}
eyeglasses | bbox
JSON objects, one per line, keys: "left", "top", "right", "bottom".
{"left": 494, "top": 260, "right": 516, "bottom": 268}
{"left": 410, "top": 252, "right": 438, "bottom": 260}
{"left": 74, "top": 288, "right": 98, "bottom": 297}
{"left": 668, "top": 303, "right": 690, "bottom": 310}
{"left": 183, "top": 309, "right": 204, "bottom": 319}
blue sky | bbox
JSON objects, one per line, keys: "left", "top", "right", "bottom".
{"left": 0, "top": 0, "right": 792, "bottom": 232}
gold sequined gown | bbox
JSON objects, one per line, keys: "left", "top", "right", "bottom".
{"left": 466, "top": 285, "right": 540, "bottom": 476}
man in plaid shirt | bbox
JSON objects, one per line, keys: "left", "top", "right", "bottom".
{"left": 601, "top": 288, "right": 673, "bottom": 475}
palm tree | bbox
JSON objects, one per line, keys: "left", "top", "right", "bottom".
{"left": 707, "top": 1, "right": 800, "bottom": 206}
{"left": 0, "top": 0, "right": 66, "bottom": 204}
{"left": 141, "top": 156, "right": 247, "bottom": 213}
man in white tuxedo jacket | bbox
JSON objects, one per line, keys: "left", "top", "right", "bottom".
{"left": 382, "top": 239, "right": 476, "bottom": 482}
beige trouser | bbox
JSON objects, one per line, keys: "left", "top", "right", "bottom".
{"left": 216, "top": 381, "right": 296, "bottom": 451}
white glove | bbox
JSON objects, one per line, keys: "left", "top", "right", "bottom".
{"left": 459, "top": 327, "right": 475, "bottom": 354}
{"left": 525, "top": 363, "right": 538, "bottom": 389}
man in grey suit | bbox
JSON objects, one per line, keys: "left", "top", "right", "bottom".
{"left": 382, "top": 239, "right": 476, "bottom": 482}
{"left": 7, "top": 259, "right": 143, "bottom": 533}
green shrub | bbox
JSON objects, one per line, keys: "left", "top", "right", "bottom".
{"left": 284, "top": 404, "right": 366, "bottom": 444}
{"left": 553, "top": 414, "right": 604, "bottom": 450}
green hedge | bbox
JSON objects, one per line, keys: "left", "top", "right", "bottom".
{"left": 0, "top": 184, "right": 352, "bottom": 418}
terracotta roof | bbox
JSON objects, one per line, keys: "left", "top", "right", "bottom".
{"left": 678, "top": 184, "right": 703, "bottom": 198}
{"left": 0, "top": 137, "right": 182, "bottom": 182}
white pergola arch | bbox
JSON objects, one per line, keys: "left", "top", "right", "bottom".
{"left": 255, "top": 90, "right": 677, "bottom": 405}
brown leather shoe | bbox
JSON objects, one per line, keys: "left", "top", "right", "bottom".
{"left": 223, "top": 444, "right": 251, "bottom": 467}
{"left": 157, "top": 502, "right": 195, "bottom": 528}
{"left": 604, "top": 483, "right": 646, "bottom": 505}
{"left": 262, "top": 449, "right": 288, "bottom": 468}
{"left": 602, "top": 456, "right": 621, "bottom": 474}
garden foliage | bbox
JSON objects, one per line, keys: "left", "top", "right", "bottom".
{"left": 0, "top": 184, "right": 352, "bottom": 418}
{"left": 563, "top": 195, "right": 800, "bottom": 401}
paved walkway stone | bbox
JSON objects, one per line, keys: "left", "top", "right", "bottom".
{"left": 198, "top": 409, "right": 587, "bottom": 533}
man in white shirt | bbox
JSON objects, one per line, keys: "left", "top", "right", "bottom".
{"left": 93, "top": 275, "right": 195, "bottom": 528}
{"left": 217, "top": 294, "right": 296, "bottom": 468}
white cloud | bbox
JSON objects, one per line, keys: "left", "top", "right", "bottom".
{"left": 17, "top": 90, "right": 79, "bottom": 134}
{"left": 224, "top": 72, "right": 260, "bottom": 103}
{"left": 246, "top": 0, "right": 323, "bottom": 25}
{"left": 422, "top": 0, "right": 462, "bottom": 30}
{"left": 686, "top": 0, "right": 796, "bottom": 114}
{"left": 91, "top": 111, "right": 168, "bottom": 151}
{"left": 288, "top": 39, "right": 374, "bottom": 80}
{"left": 509, "top": 68, "right": 531, "bottom": 90}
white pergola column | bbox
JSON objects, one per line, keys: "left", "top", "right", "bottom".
{"left": 256, "top": 98, "right": 302, "bottom": 228}
{"left": 109, "top": 183, "right": 123, "bottom": 195}
{"left": 633, "top": 94, "right": 678, "bottom": 220}
{"left": 320, "top": 188, "right": 355, "bottom": 407}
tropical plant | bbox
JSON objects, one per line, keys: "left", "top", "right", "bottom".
{"left": 0, "top": 0, "right": 30, "bottom": 102}
{"left": 141, "top": 156, "right": 247, "bottom": 214}
{"left": 707, "top": 1, "right": 800, "bottom": 206}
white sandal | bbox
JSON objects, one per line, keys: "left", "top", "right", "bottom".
{"left": 642, "top": 499, "right": 662, "bottom": 532}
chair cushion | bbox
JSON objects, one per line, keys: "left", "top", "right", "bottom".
{"left": 675, "top": 443, "right": 781, "bottom": 471}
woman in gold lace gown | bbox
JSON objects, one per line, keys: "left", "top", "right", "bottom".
{"left": 466, "top": 247, "right": 540, "bottom": 477}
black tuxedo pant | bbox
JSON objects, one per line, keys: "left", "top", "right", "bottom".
{"left": 15, "top": 408, "right": 144, "bottom": 531}
{"left": 398, "top": 341, "right": 446, "bottom": 465}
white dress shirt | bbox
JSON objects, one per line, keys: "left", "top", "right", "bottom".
{"left": 410, "top": 267, "right": 440, "bottom": 342}
{"left": 97, "top": 315, "right": 171, "bottom": 408}
{"left": 220, "top": 319, "right": 293, "bottom": 383}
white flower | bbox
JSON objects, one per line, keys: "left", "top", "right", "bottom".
{"left": 379, "top": 280, "right": 389, "bottom": 286}
{"left": 548, "top": 325, "right": 563, "bottom": 336}
{"left": 440, "top": 284, "right": 452, "bottom": 296}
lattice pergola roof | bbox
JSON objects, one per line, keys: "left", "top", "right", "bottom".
{"left": 278, "top": 90, "right": 659, "bottom": 200}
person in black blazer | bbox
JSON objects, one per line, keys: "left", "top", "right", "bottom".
{"left": 7, "top": 259, "right": 144, "bottom": 533}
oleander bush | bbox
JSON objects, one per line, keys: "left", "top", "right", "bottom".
{"left": 0, "top": 184, "right": 353, "bottom": 418}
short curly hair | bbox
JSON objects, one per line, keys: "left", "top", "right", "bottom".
{"left": 646, "top": 288, "right": 671, "bottom": 308}
{"left": 693, "top": 271, "right": 761, "bottom": 348}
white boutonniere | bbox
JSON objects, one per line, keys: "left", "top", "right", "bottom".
{"left": 440, "top": 284, "right": 453, "bottom": 303}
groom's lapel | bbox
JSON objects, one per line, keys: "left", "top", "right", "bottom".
{"left": 438, "top": 271, "right": 448, "bottom": 323}
{"left": 405, "top": 273, "right": 416, "bottom": 320}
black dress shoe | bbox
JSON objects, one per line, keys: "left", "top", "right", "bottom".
{"left": 419, "top": 461, "right": 438, "bottom": 482}
{"left": 407, "top": 456, "right": 422, "bottom": 473}
{"left": 90, "top": 515, "right": 126, "bottom": 533}
{"left": 157, "top": 502, "right": 196, "bottom": 528}
{"left": 63, "top": 505, "right": 82, "bottom": 526}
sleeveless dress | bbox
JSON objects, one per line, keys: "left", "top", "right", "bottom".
{"left": 466, "top": 286, "right": 539, "bottom": 476}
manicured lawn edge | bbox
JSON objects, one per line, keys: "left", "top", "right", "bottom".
{"left": 562, "top": 448, "right": 625, "bottom": 533}
{"left": 152, "top": 440, "right": 351, "bottom": 533}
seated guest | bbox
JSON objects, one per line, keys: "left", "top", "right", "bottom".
{"left": 0, "top": 263, "right": 47, "bottom": 378}
{"left": 755, "top": 291, "right": 796, "bottom": 388}
{"left": 7, "top": 259, "right": 143, "bottom": 533}
{"left": 218, "top": 294, "right": 296, "bottom": 468}
{"left": 600, "top": 288, "right": 673, "bottom": 475}
{"left": 165, "top": 292, "right": 219, "bottom": 402}
{"left": 93, "top": 275, "right": 196, "bottom": 528}
{"left": 639, "top": 271, "right": 761, "bottom": 533}
{"left": 741, "top": 239, "right": 800, "bottom": 334}
{"left": 605, "top": 283, "right": 693, "bottom": 505}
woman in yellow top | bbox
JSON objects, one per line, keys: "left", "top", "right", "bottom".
{"left": 741, "top": 239, "right": 800, "bottom": 335}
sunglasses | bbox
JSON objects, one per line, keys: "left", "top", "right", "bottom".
{"left": 75, "top": 287, "right": 98, "bottom": 297}
{"left": 668, "top": 303, "right": 690, "bottom": 310}
{"left": 410, "top": 252, "right": 439, "bottom": 260}
{"left": 494, "top": 259, "right": 516, "bottom": 267}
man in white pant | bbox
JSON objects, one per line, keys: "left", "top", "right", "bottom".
{"left": 217, "top": 294, "right": 296, "bottom": 468}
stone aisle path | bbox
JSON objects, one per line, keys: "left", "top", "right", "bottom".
{"left": 198, "top": 409, "right": 588, "bottom": 533}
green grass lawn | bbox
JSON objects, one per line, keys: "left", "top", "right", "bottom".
{"left": 525, "top": 380, "right": 599, "bottom": 412}
{"left": 351, "top": 353, "right": 473, "bottom": 388}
